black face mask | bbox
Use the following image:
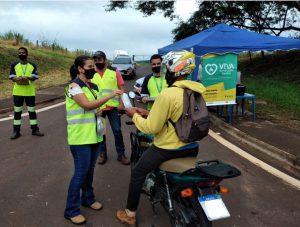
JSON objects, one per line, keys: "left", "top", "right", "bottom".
{"left": 19, "top": 54, "right": 27, "bottom": 61}
{"left": 96, "top": 63, "right": 105, "bottom": 70}
{"left": 152, "top": 66, "right": 161, "bottom": 74}
{"left": 84, "top": 68, "right": 95, "bottom": 79}
{"left": 165, "top": 70, "right": 176, "bottom": 87}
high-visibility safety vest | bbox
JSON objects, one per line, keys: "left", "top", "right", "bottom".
{"left": 10, "top": 62, "right": 37, "bottom": 96}
{"left": 91, "top": 66, "right": 119, "bottom": 109}
{"left": 146, "top": 75, "right": 168, "bottom": 110}
{"left": 65, "top": 78, "right": 103, "bottom": 145}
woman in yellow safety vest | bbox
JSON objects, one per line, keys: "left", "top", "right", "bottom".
{"left": 64, "top": 55, "right": 122, "bottom": 225}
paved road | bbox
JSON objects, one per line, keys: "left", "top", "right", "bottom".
{"left": 0, "top": 66, "right": 299, "bottom": 227}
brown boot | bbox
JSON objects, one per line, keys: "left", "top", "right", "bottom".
{"left": 117, "top": 155, "right": 130, "bottom": 165}
{"left": 89, "top": 201, "right": 103, "bottom": 210}
{"left": 98, "top": 155, "right": 107, "bottom": 165}
{"left": 116, "top": 209, "right": 137, "bottom": 227}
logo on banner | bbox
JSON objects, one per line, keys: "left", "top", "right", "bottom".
{"left": 205, "top": 64, "right": 217, "bottom": 75}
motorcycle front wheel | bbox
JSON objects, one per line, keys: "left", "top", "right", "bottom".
{"left": 130, "top": 132, "right": 139, "bottom": 172}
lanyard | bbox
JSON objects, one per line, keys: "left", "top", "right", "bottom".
{"left": 20, "top": 63, "right": 28, "bottom": 76}
{"left": 154, "top": 76, "right": 163, "bottom": 94}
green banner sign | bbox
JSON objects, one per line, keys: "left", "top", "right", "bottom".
{"left": 202, "top": 53, "right": 237, "bottom": 106}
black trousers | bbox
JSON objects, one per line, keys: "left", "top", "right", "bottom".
{"left": 13, "top": 95, "right": 38, "bottom": 132}
{"left": 126, "top": 145, "right": 198, "bottom": 211}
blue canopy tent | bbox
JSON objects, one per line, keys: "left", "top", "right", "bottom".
{"left": 158, "top": 23, "right": 300, "bottom": 80}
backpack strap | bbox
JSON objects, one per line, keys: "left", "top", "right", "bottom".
{"left": 167, "top": 86, "right": 193, "bottom": 127}
{"left": 168, "top": 118, "right": 176, "bottom": 127}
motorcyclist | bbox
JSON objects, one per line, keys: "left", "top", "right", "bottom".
{"left": 116, "top": 50, "right": 206, "bottom": 226}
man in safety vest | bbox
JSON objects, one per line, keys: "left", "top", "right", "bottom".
{"left": 91, "top": 51, "right": 129, "bottom": 165}
{"left": 140, "top": 54, "right": 168, "bottom": 110}
{"left": 9, "top": 47, "right": 44, "bottom": 140}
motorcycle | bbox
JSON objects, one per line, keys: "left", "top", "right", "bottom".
{"left": 126, "top": 92, "right": 241, "bottom": 227}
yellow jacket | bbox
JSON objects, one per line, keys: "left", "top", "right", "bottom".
{"left": 133, "top": 80, "right": 206, "bottom": 150}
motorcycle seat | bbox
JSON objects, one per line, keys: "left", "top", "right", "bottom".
{"left": 159, "top": 157, "right": 197, "bottom": 173}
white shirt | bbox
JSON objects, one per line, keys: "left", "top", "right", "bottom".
{"left": 68, "top": 84, "right": 83, "bottom": 98}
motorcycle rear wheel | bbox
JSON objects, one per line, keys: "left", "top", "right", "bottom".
{"left": 190, "top": 196, "right": 212, "bottom": 227}
{"left": 169, "top": 200, "right": 193, "bottom": 227}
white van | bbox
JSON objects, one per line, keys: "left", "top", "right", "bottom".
{"left": 111, "top": 55, "right": 136, "bottom": 79}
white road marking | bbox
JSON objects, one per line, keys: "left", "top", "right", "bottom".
{"left": 209, "top": 129, "right": 300, "bottom": 190}
{"left": 0, "top": 101, "right": 65, "bottom": 122}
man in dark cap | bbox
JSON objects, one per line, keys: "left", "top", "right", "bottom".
{"left": 91, "top": 51, "right": 129, "bottom": 165}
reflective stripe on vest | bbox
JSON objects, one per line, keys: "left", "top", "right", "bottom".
{"left": 66, "top": 109, "right": 96, "bottom": 116}
{"left": 67, "top": 117, "right": 96, "bottom": 125}
{"left": 91, "top": 69, "right": 119, "bottom": 108}
{"left": 66, "top": 85, "right": 100, "bottom": 145}
{"left": 100, "top": 89, "right": 119, "bottom": 102}
{"left": 13, "top": 62, "right": 36, "bottom": 96}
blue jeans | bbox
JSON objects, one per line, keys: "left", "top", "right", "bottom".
{"left": 98, "top": 108, "right": 125, "bottom": 158}
{"left": 64, "top": 143, "right": 99, "bottom": 218}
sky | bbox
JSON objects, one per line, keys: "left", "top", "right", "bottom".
{"left": 0, "top": 0, "right": 198, "bottom": 59}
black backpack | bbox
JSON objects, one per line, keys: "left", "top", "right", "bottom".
{"left": 169, "top": 88, "right": 209, "bottom": 143}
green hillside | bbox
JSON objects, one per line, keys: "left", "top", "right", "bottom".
{"left": 0, "top": 39, "right": 75, "bottom": 99}
{"left": 239, "top": 50, "right": 300, "bottom": 83}
{"left": 239, "top": 50, "right": 300, "bottom": 125}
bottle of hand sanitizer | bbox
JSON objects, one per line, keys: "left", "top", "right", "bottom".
{"left": 121, "top": 93, "right": 132, "bottom": 108}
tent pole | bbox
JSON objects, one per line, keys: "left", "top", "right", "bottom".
{"left": 248, "top": 51, "right": 252, "bottom": 63}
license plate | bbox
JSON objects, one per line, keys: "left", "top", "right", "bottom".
{"left": 198, "top": 194, "right": 230, "bottom": 221}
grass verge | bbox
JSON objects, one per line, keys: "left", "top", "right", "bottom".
{"left": 244, "top": 76, "right": 300, "bottom": 129}
{"left": 238, "top": 50, "right": 300, "bottom": 129}
{"left": 0, "top": 40, "right": 74, "bottom": 99}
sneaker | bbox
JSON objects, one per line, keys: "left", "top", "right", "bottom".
{"left": 10, "top": 132, "right": 21, "bottom": 140}
{"left": 117, "top": 155, "right": 130, "bottom": 165}
{"left": 116, "top": 209, "right": 137, "bottom": 227}
{"left": 83, "top": 201, "right": 103, "bottom": 211}
{"left": 98, "top": 155, "right": 107, "bottom": 165}
{"left": 65, "top": 214, "right": 86, "bottom": 225}
{"left": 32, "top": 129, "right": 44, "bottom": 137}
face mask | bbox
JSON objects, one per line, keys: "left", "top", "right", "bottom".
{"left": 96, "top": 63, "right": 105, "bottom": 70}
{"left": 152, "top": 66, "right": 161, "bottom": 74}
{"left": 165, "top": 70, "right": 176, "bottom": 87}
{"left": 19, "top": 54, "right": 27, "bottom": 61}
{"left": 84, "top": 68, "right": 95, "bottom": 79}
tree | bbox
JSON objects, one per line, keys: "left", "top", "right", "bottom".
{"left": 106, "top": 1, "right": 300, "bottom": 41}
{"left": 106, "top": 0, "right": 177, "bottom": 20}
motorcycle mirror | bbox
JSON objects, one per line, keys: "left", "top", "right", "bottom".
{"left": 128, "top": 91, "right": 136, "bottom": 99}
